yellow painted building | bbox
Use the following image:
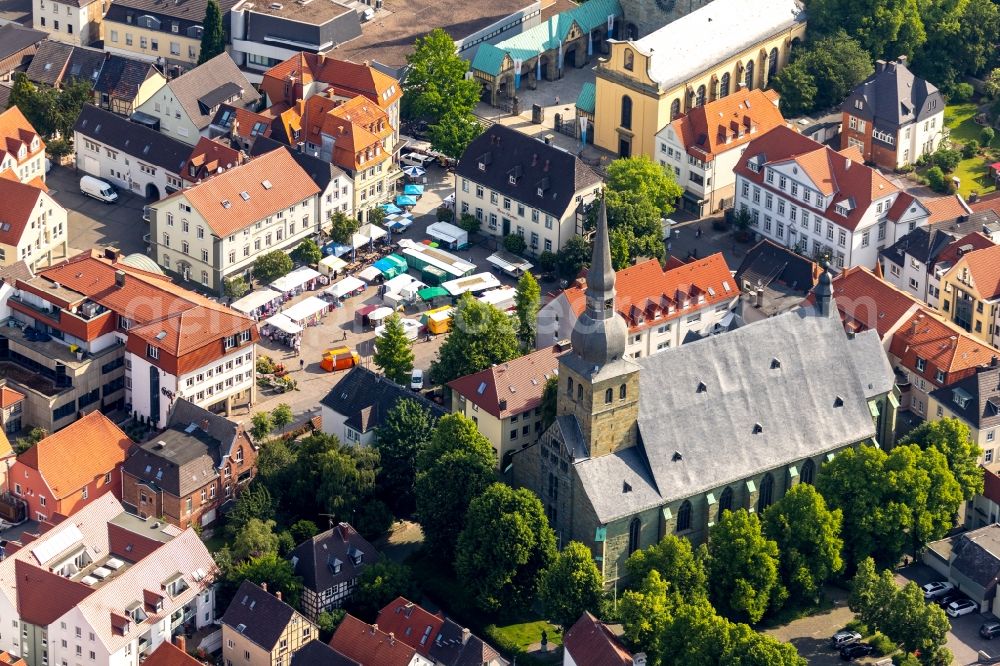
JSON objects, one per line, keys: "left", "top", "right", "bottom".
{"left": 102, "top": 0, "right": 210, "bottom": 68}
{"left": 939, "top": 244, "right": 1000, "bottom": 347}
{"left": 593, "top": 0, "right": 806, "bottom": 158}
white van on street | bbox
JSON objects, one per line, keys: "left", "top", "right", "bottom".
{"left": 80, "top": 175, "right": 118, "bottom": 203}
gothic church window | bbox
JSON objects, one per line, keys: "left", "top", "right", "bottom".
{"left": 676, "top": 500, "right": 692, "bottom": 532}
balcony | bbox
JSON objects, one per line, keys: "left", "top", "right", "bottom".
{"left": 9, "top": 293, "right": 60, "bottom": 322}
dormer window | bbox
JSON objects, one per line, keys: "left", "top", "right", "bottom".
{"left": 835, "top": 205, "right": 848, "bottom": 216}
{"left": 748, "top": 161, "right": 759, "bottom": 173}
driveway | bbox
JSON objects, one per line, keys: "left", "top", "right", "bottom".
{"left": 764, "top": 589, "right": 883, "bottom": 665}
{"left": 46, "top": 164, "right": 149, "bottom": 258}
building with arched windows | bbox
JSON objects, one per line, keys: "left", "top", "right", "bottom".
{"left": 592, "top": 0, "right": 805, "bottom": 159}
{"left": 513, "top": 198, "right": 898, "bottom": 588}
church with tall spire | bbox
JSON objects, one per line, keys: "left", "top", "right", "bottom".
{"left": 513, "top": 200, "right": 899, "bottom": 587}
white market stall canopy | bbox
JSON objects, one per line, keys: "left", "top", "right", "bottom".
{"left": 230, "top": 288, "right": 281, "bottom": 314}
{"left": 264, "top": 313, "right": 303, "bottom": 335}
{"left": 319, "top": 255, "right": 348, "bottom": 274}
{"left": 326, "top": 276, "right": 366, "bottom": 299}
{"left": 358, "top": 265, "right": 384, "bottom": 283}
{"left": 351, "top": 223, "right": 388, "bottom": 249}
{"left": 384, "top": 274, "right": 424, "bottom": 293}
{"left": 426, "top": 221, "right": 468, "bottom": 247}
{"left": 283, "top": 296, "right": 329, "bottom": 323}
{"left": 443, "top": 272, "right": 503, "bottom": 296}
{"left": 478, "top": 286, "right": 518, "bottom": 309}
{"left": 486, "top": 250, "right": 533, "bottom": 276}
{"left": 398, "top": 239, "right": 475, "bottom": 278}
{"left": 270, "top": 266, "right": 321, "bottom": 293}
{"left": 368, "top": 306, "right": 395, "bottom": 323}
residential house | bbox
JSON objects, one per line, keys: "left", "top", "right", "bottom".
{"left": 924, "top": 524, "right": 1000, "bottom": 614}
{"left": 318, "top": 367, "right": 446, "bottom": 446}
{"left": 921, "top": 193, "right": 971, "bottom": 225}
{"left": 289, "top": 522, "right": 378, "bottom": 620}
{"left": 0, "top": 25, "right": 47, "bottom": 82}
{"left": 9, "top": 410, "right": 131, "bottom": 521}
{"left": 181, "top": 137, "right": 248, "bottom": 185}
{"left": 733, "top": 125, "right": 930, "bottom": 270}
{"left": 0, "top": 261, "right": 32, "bottom": 323}
{"left": 563, "top": 612, "right": 643, "bottom": 666}
{"left": 222, "top": 581, "right": 318, "bottom": 666}
{"left": 0, "top": 386, "right": 26, "bottom": 434}
{"left": 251, "top": 136, "right": 353, "bottom": 223}
{"left": 655, "top": 88, "right": 788, "bottom": 216}
{"left": 93, "top": 54, "right": 166, "bottom": 115}
{"left": 593, "top": 0, "right": 805, "bottom": 158}
{"left": 143, "top": 638, "right": 202, "bottom": 666}
{"left": 31, "top": 0, "right": 106, "bottom": 46}
{"left": 134, "top": 53, "right": 261, "bottom": 146}
{"left": 879, "top": 227, "right": 994, "bottom": 307}
{"left": 929, "top": 362, "right": 1000, "bottom": 476}
{"left": 0, "top": 427, "right": 14, "bottom": 493}
{"left": 74, "top": 104, "right": 190, "bottom": 200}
{"left": 0, "top": 107, "right": 46, "bottom": 185}
{"left": 938, "top": 243, "right": 1000, "bottom": 346}
{"left": 102, "top": 0, "right": 237, "bottom": 68}
{"left": 328, "top": 614, "right": 433, "bottom": 666}
{"left": 290, "top": 640, "right": 359, "bottom": 666}
{"left": 1, "top": 249, "right": 257, "bottom": 432}
{"left": 970, "top": 468, "right": 1000, "bottom": 532}
{"left": 147, "top": 147, "right": 320, "bottom": 292}
{"left": 0, "top": 494, "right": 218, "bottom": 666}
{"left": 455, "top": 124, "right": 601, "bottom": 254}
{"left": 207, "top": 104, "right": 277, "bottom": 152}
{"left": 733, "top": 239, "right": 819, "bottom": 322}
{"left": 0, "top": 171, "right": 69, "bottom": 269}
{"left": 24, "top": 40, "right": 104, "bottom": 88}
{"left": 840, "top": 58, "right": 945, "bottom": 170}
{"left": 228, "top": 0, "right": 360, "bottom": 82}
{"left": 536, "top": 253, "right": 739, "bottom": 354}
{"left": 121, "top": 398, "right": 257, "bottom": 528}
{"left": 448, "top": 343, "right": 568, "bottom": 469}
{"left": 376, "top": 597, "right": 508, "bottom": 666}
{"left": 510, "top": 204, "right": 897, "bottom": 585}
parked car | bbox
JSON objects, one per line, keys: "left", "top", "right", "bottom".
{"left": 921, "top": 581, "right": 955, "bottom": 600}
{"left": 840, "top": 643, "right": 873, "bottom": 661}
{"left": 410, "top": 368, "right": 424, "bottom": 391}
{"left": 830, "top": 631, "right": 862, "bottom": 649}
{"left": 981, "top": 622, "right": 1000, "bottom": 639}
{"left": 946, "top": 598, "right": 978, "bottom": 617}
{"left": 399, "top": 152, "right": 435, "bottom": 168}
{"left": 80, "top": 175, "right": 118, "bottom": 203}
{"left": 936, "top": 590, "right": 965, "bottom": 607}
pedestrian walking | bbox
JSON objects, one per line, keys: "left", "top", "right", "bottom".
{"left": 554, "top": 95, "right": 560, "bottom": 106}
{"left": 342, "top": 330, "right": 348, "bottom": 341}
{"left": 299, "top": 359, "right": 305, "bottom": 371}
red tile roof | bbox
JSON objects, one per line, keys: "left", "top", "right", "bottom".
{"left": 984, "top": 467, "right": 1000, "bottom": 504}
{"left": 0, "top": 106, "right": 44, "bottom": 171}
{"left": 0, "top": 172, "right": 45, "bottom": 247}
{"left": 261, "top": 53, "right": 401, "bottom": 111}
{"left": 0, "top": 651, "right": 26, "bottom": 665}
{"left": 563, "top": 612, "right": 632, "bottom": 666}
{"left": 142, "top": 641, "right": 201, "bottom": 666}
{"left": 375, "top": 597, "right": 443, "bottom": 657}
{"left": 17, "top": 411, "right": 132, "bottom": 500}
{"left": 888, "top": 309, "right": 993, "bottom": 386}
{"left": 329, "top": 614, "right": 418, "bottom": 666}
{"left": 448, "top": 345, "right": 565, "bottom": 419}
{"left": 921, "top": 194, "right": 971, "bottom": 224}
{"left": 182, "top": 137, "right": 246, "bottom": 183}
{"left": 14, "top": 558, "right": 93, "bottom": 626}
{"left": 734, "top": 125, "right": 899, "bottom": 231}
{"left": 0, "top": 386, "right": 24, "bottom": 409}
{"left": 958, "top": 244, "right": 1000, "bottom": 300}
{"left": 669, "top": 88, "right": 787, "bottom": 162}
{"left": 967, "top": 191, "right": 1000, "bottom": 215}
{"left": 107, "top": 521, "right": 165, "bottom": 562}
{"left": 564, "top": 254, "right": 737, "bottom": 333}
{"left": 935, "top": 232, "right": 996, "bottom": 269}
{"left": 829, "top": 265, "right": 922, "bottom": 339}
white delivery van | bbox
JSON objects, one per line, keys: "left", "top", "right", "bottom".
{"left": 80, "top": 175, "right": 118, "bottom": 203}
{"left": 399, "top": 152, "right": 435, "bottom": 168}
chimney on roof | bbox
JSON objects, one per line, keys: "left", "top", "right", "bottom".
{"left": 104, "top": 248, "right": 120, "bottom": 261}
{"left": 260, "top": 582, "right": 267, "bottom": 592}
{"left": 499, "top": 399, "right": 507, "bottom": 411}
{"left": 371, "top": 624, "right": 378, "bottom": 635}
{"left": 275, "top": 590, "right": 282, "bottom": 602}
{"left": 174, "top": 635, "right": 186, "bottom": 653}
{"left": 845, "top": 158, "right": 851, "bottom": 170}
{"left": 897, "top": 55, "right": 907, "bottom": 66}
{"left": 992, "top": 355, "right": 998, "bottom": 367}
{"left": 461, "top": 628, "right": 471, "bottom": 645}
{"left": 911, "top": 319, "right": 918, "bottom": 335}
{"left": 951, "top": 335, "right": 958, "bottom": 349}
{"left": 115, "top": 270, "right": 125, "bottom": 287}
{"left": 875, "top": 59, "right": 887, "bottom": 73}
{"left": 388, "top": 633, "right": 395, "bottom": 646}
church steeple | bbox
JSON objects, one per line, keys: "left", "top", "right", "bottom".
{"left": 571, "top": 198, "right": 628, "bottom": 367}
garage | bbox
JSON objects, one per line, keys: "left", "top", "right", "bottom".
{"left": 81, "top": 155, "right": 99, "bottom": 176}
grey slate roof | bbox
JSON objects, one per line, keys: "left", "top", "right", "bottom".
{"left": 847, "top": 329, "right": 895, "bottom": 400}
{"left": 25, "top": 40, "right": 74, "bottom": 86}
{"left": 94, "top": 55, "right": 161, "bottom": 102}
{"left": 0, "top": 24, "right": 46, "bottom": 63}
{"left": 842, "top": 60, "right": 943, "bottom": 133}
{"left": 573, "top": 301, "right": 888, "bottom": 523}
{"left": 455, "top": 124, "right": 601, "bottom": 219}
{"left": 949, "top": 525, "right": 1000, "bottom": 589}
{"left": 879, "top": 226, "right": 954, "bottom": 270}
{"left": 291, "top": 640, "right": 360, "bottom": 666}
{"left": 735, "top": 239, "right": 817, "bottom": 292}
{"left": 74, "top": 105, "right": 191, "bottom": 175}
{"left": 289, "top": 523, "right": 378, "bottom": 595}
{"left": 164, "top": 53, "right": 260, "bottom": 131}
{"left": 221, "top": 581, "right": 298, "bottom": 651}
{"left": 930, "top": 363, "right": 1000, "bottom": 430}
{"left": 929, "top": 209, "right": 1000, "bottom": 238}
{"left": 319, "top": 366, "right": 446, "bottom": 435}
{"left": 251, "top": 136, "right": 347, "bottom": 192}
{"left": 429, "top": 618, "right": 508, "bottom": 666}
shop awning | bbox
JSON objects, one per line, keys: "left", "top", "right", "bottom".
{"left": 403, "top": 184, "right": 425, "bottom": 196}
{"left": 351, "top": 223, "right": 388, "bottom": 249}
{"left": 230, "top": 288, "right": 281, "bottom": 314}
{"left": 396, "top": 195, "right": 417, "bottom": 207}
{"left": 381, "top": 203, "right": 403, "bottom": 214}
{"left": 327, "top": 276, "right": 366, "bottom": 298}
{"left": 323, "top": 242, "right": 353, "bottom": 257}
{"left": 283, "top": 296, "right": 329, "bottom": 323}
{"left": 418, "top": 286, "right": 448, "bottom": 301}
{"left": 358, "top": 265, "right": 384, "bottom": 283}
{"left": 264, "top": 313, "right": 303, "bottom": 335}
{"left": 319, "top": 255, "right": 347, "bottom": 273}
{"left": 270, "top": 266, "right": 321, "bottom": 293}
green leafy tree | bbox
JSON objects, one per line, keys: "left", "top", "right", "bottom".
{"left": 931, "top": 148, "right": 961, "bottom": 172}
{"left": 707, "top": 509, "right": 786, "bottom": 623}
{"left": 925, "top": 166, "right": 950, "bottom": 193}
{"left": 45, "top": 137, "right": 72, "bottom": 160}
{"left": 807, "top": 0, "right": 926, "bottom": 60}
{"left": 762, "top": 483, "right": 844, "bottom": 602}
{"left": 770, "top": 58, "right": 818, "bottom": 115}
{"left": 270, "top": 403, "right": 293, "bottom": 431}
{"left": 721, "top": 621, "right": 806, "bottom": 666}
{"left": 436, "top": 207, "right": 455, "bottom": 223}
{"left": 289, "top": 519, "right": 319, "bottom": 544}
{"left": 538, "top": 541, "right": 603, "bottom": 629}
{"left": 817, "top": 444, "right": 963, "bottom": 567}
{"left": 456, "top": 483, "right": 557, "bottom": 613}
{"left": 556, "top": 235, "right": 591, "bottom": 278}
{"left": 291, "top": 239, "right": 323, "bottom": 266}
{"left": 514, "top": 272, "right": 540, "bottom": 351}
{"left": 316, "top": 609, "right": 346, "bottom": 637}
{"left": 368, "top": 206, "right": 386, "bottom": 228}
{"left": 8, "top": 72, "right": 34, "bottom": 114}
{"left": 225, "top": 552, "right": 304, "bottom": 608}
{"left": 903, "top": 417, "right": 983, "bottom": 500}
{"left": 253, "top": 250, "right": 293, "bottom": 284}
{"left": 620, "top": 571, "right": 678, "bottom": 666}
{"left": 224, "top": 276, "right": 249, "bottom": 299}
{"left": 329, "top": 210, "right": 359, "bottom": 244}
{"left": 771, "top": 32, "right": 874, "bottom": 116}
{"left": 255, "top": 439, "right": 296, "bottom": 485}
{"left": 197, "top": 0, "right": 226, "bottom": 64}
{"left": 540, "top": 375, "right": 558, "bottom": 429}
{"left": 537, "top": 250, "right": 557, "bottom": 274}
{"left": 983, "top": 68, "right": 1000, "bottom": 99}
{"left": 626, "top": 534, "right": 708, "bottom": 603}
{"left": 350, "top": 559, "right": 420, "bottom": 620}
{"left": 610, "top": 227, "right": 633, "bottom": 269}
{"left": 250, "top": 411, "right": 274, "bottom": 442}
{"left": 290, "top": 432, "right": 379, "bottom": 523}
{"left": 503, "top": 233, "right": 527, "bottom": 254}
{"left": 415, "top": 413, "right": 496, "bottom": 558}
{"left": 375, "top": 398, "right": 436, "bottom": 515}
{"left": 55, "top": 79, "right": 93, "bottom": 137}
{"left": 458, "top": 212, "right": 481, "bottom": 236}
{"left": 982, "top": 127, "right": 996, "bottom": 147}
{"left": 605, "top": 156, "right": 683, "bottom": 216}
{"left": 403, "top": 28, "right": 480, "bottom": 123}
{"left": 886, "top": 581, "right": 950, "bottom": 658}
{"left": 604, "top": 189, "right": 665, "bottom": 263}
{"left": 226, "top": 484, "right": 275, "bottom": 538}
{"left": 231, "top": 518, "right": 281, "bottom": 561}
{"left": 430, "top": 113, "right": 483, "bottom": 160}
{"left": 429, "top": 293, "right": 520, "bottom": 385}
{"left": 373, "top": 313, "right": 415, "bottom": 384}
{"left": 13, "top": 426, "right": 47, "bottom": 455}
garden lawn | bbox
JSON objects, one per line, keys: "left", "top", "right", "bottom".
{"left": 491, "top": 620, "right": 563, "bottom": 650}
{"left": 953, "top": 156, "right": 996, "bottom": 197}
{"left": 945, "top": 103, "right": 985, "bottom": 144}
{"left": 943, "top": 103, "right": 998, "bottom": 197}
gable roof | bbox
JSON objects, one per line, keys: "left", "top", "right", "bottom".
{"left": 261, "top": 53, "right": 401, "bottom": 109}
{"left": 14, "top": 558, "right": 93, "bottom": 626}
{"left": 957, "top": 243, "right": 1000, "bottom": 300}
{"left": 222, "top": 580, "right": 300, "bottom": 651}
{"left": 563, "top": 612, "right": 632, "bottom": 666}
{"left": 949, "top": 524, "right": 1000, "bottom": 589}
{"left": 842, "top": 59, "right": 944, "bottom": 128}
{"left": 375, "top": 597, "right": 443, "bottom": 656}
{"left": 17, "top": 411, "right": 132, "bottom": 500}
{"left": 250, "top": 136, "right": 347, "bottom": 191}
{"left": 667, "top": 88, "right": 787, "bottom": 161}
{"left": 142, "top": 641, "right": 202, "bottom": 666}
{"left": 163, "top": 53, "right": 260, "bottom": 131}
{"left": 0, "top": 176, "right": 45, "bottom": 247}
{"left": 94, "top": 55, "right": 163, "bottom": 102}
{"left": 182, "top": 136, "right": 246, "bottom": 182}
{"left": 828, "top": 265, "right": 922, "bottom": 340}
{"left": 209, "top": 104, "right": 276, "bottom": 142}
{"left": 879, "top": 226, "right": 957, "bottom": 269}
{"left": 289, "top": 523, "right": 378, "bottom": 594}
{"left": 291, "top": 640, "right": 360, "bottom": 666}
{"left": 319, "top": 366, "right": 446, "bottom": 434}
{"left": 0, "top": 106, "right": 44, "bottom": 168}
{"left": 74, "top": 105, "right": 190, "bottom": 175}
{"left": 0, "top": 24, "right": 46, "bottom": 64}
{"left": 930, "top": 363, "right": 1000, "bottom": 431}
{"left": 165, "top": 147, "right": 318, "bottom": 237}
{"left": 448, "top": 345, "right": 566, "bottom": 419}
{"left": 935, "top": 232, "right": 996, "bottom": 270}
{"left": 921, "top": 194, "right": 970, "bottom": 224}
{"left": 26, "top": 42, "right": 105, "bottom": 87}
{"left": 429, "top": 618, "right": 506, "bottom": 666}
{"left": 888, "top": 309, "right": 993, "bottom": 382}
{"left": 735, "top": 238, "right": 818, "bottom": 292}
{"left": 455, "top": 124, "right": 600, "bottom": 219}
{"left": 0, "top": 386, "right": 25, "bottom": 409}
{"left": 329, "top": 614, "right": 418, "bottom": 666}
